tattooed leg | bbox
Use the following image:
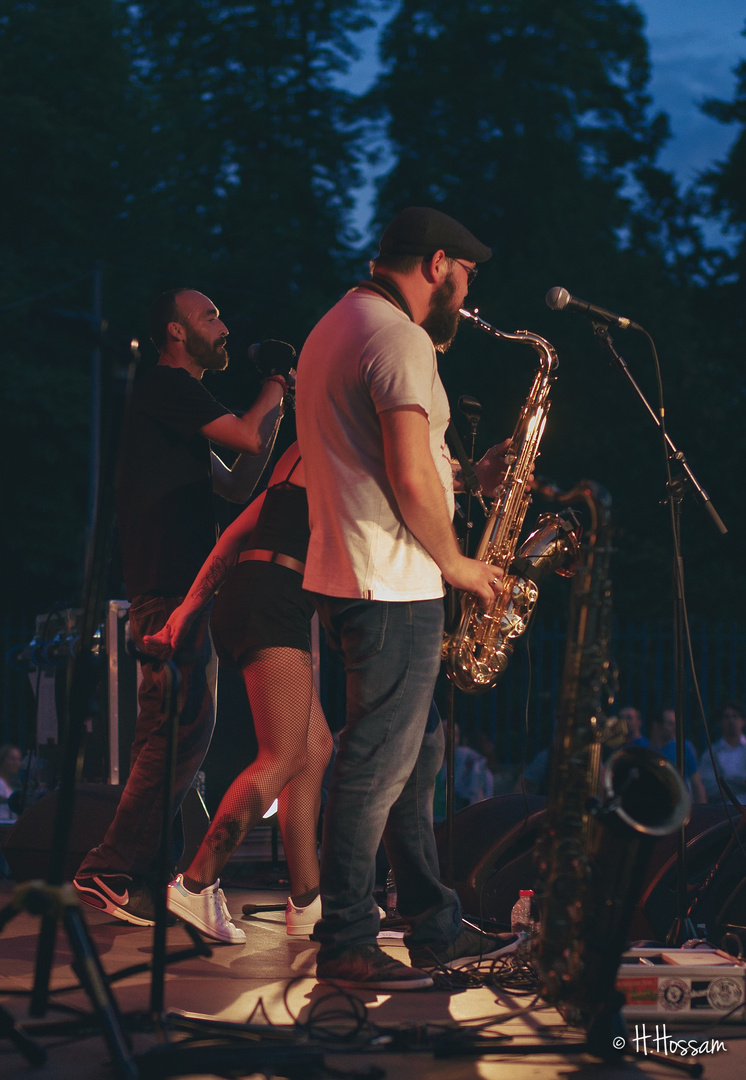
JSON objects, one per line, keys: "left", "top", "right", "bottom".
{"left": 182, "top": 647, "right": 331, "bottom": 892}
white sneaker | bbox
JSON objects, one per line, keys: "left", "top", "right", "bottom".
{"left": 167, "top": 874, "right": 246, "bottom": 944}
{"left": 285, "top": 895, "right": 388, "bottom": 936}
{"left": 285, "top": 893, "right": 321, "bottom": 936}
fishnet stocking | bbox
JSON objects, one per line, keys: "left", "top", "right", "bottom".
{"left": 185, "top": 647, "right": 333, "bottom": 894}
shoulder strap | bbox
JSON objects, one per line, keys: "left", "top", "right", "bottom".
{"left": 285, "top": 455, "right": 302, "bottom": 483}
{"left": 355, "top": 275, "right": 414, "bottom": 322}
{"left": 269, "top": 455, "right": 302, "bottom": 488}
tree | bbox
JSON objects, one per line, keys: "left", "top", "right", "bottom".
{"left": 0, "top": 0, "right": 142, "bottom": 613}
{"left": 115, "top": 0, "right": 374, "bottom": 340}
{"left": 698, "top": 22, "right": 746, "bottom": 327}
{"left": 364, "top": 0, "right": 740, "bottom": 621}
{"left": 0, "top": 0, "right": 378, "bottom": 620}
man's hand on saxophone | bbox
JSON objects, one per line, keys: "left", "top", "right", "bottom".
{"left": 451, "top": 438, "right": 511, "bottom": 497}
{"left": 443, "top": 555, "right": 504, "bottom": 610}
{"left": 452, "top": 439, "right": 536, "bottom": 500}
{"left": 473, "top": 438, "right": 512, "bottom": 497}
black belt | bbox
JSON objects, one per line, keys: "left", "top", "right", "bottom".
{"left": 237, "top": 549, "right": 305, "bottom": 575}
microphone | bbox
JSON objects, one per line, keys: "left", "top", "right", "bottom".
{"left": 458, "top": 394, "right": 482, "bottom": 431}
{"left": 545, "top": 286, "right": 642, "bottom": 331}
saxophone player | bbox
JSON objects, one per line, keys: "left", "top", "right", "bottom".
{"left": 296, "top": 206, "right": 510, "bottom": 990}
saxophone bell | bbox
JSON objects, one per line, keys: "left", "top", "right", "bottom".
{"left": 602, "top": 746, "right": 691, "bottom": 837}
{"left": 532, "top": 482, "right": 691, "bottom": 1036}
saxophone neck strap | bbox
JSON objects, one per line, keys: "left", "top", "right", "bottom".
{"left": 355, "top": 275, "right": 414, "bottom": 321}
{"left": 356, "top": 278, "right": 481, "bottom": 500}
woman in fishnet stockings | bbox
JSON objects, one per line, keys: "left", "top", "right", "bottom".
{"left": 144, "top": 441, "right": 333, "bottom": 942}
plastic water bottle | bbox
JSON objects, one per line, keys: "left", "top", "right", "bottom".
{"left": 511, "top": 889, "right": 538, "bottom": 934}
{"left": 386, "top": 869, "right": 398, "bottom": 917}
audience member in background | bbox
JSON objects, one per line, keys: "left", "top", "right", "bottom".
{"left": 472, "top": 730, "right": 514, "bottom": 795}
{"left": 0, "top": 745, "right": 22, "bottom": 823}
{"left": 698, "top": 701, "right": 746, "bottom": 804}
{"left": 513, "top": 745, "right": 551, "bottom": 797}
{"left": 649, "top": 707, "right": 706, "bottom": 804}
{"left": 453, "top": 725, "right": 494, "bottom": 808}
{"left": 619, "top": 706, "right": 648, "bottom": 747}
{"left": 433, "top": 723, "right": 494, "bottom": 817}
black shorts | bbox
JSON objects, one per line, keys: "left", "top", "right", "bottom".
{"left": 210, "top": 561, "right": 314, "bottom": 668}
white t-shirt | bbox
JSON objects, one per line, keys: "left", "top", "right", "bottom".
{"left": 296, "top": 288, "right": 453, "bottom": 601}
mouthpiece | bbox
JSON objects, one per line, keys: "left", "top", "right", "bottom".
{"left": 459, "top": 308, "right": 490, "bottom": 330}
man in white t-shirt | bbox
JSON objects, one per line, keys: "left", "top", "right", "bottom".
{"left": 296, "top": 206, "right": 507, "bottom": 990}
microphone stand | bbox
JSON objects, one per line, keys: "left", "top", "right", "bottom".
{"left": 587, "top": 323, "right": 726, "bottom": 536}
{"left": 442, "top": 398, "right": 485, "bottom": 885}
{"left": 587, "top": 319, "right": 727, "bottom": 946}
{"left": 456, "top": 394, "right": 486, "bottom": 546}
{"left": 0, "top": 341, "right": 143, "bottom": 1078}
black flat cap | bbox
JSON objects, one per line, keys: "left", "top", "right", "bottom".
{"left": 379, "top": 206, "right": 492, "bottom": 262}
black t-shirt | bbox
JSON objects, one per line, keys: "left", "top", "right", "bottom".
{"left": 116, "top": 364, "right": 230, "bottom": 599}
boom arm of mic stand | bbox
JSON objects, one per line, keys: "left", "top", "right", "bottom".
{"left": 589, "top": 322, "right": 727, "bottom": 536}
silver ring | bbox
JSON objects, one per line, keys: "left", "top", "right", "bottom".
{"left": 492, "top": 577, "right": 500, "bottom": 586}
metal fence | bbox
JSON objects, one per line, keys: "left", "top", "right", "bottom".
{"left": 317, "top": 618, "right": 746, "bottom": 773}
{"left": 3, "top": 612, "right": 745, "bottom": 772}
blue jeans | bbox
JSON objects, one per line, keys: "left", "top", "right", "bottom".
{"left": 77, "top": 595, "right": 217, "bottom": 882}
{"left": 313, "top": 596, "right": 461, "bottom": 960}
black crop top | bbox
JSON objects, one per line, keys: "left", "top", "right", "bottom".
{"left": 248, "top": 460, "right": 310, "bottom": 562}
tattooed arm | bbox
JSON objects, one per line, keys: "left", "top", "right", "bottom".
{"left": 143, "top": 491, "right": 267, "bottom": 655}
{"left": 144, "top": 441, "right": 304, "bottom": 655}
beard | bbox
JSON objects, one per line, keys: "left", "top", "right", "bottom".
{"left": 184, "top": 325, "right": 229, "bottom": 371}
{"left": 421, "top": 271, "right": 461, "bottom": 352}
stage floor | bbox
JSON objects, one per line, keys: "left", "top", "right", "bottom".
{"left": 1, "top": 877, "right": 743, "bottom": 1080}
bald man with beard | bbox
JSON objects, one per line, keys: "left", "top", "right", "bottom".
{"left": 75, "top": 288, "right": 294, "bottom": 926}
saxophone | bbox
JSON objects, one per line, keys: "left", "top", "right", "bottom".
{"left": 444, "top": 310, "right": 580, "bottom": 692}
{"left": 532, "top": 481, "right": 691, "bottom": 1045}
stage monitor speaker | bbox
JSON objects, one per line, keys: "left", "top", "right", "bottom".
{"left": 434, "top": 793, "right": 546, "bottom": 929}
{"left": 1, "top": 782, "right": 210, "bottom": 884}
{"left": 629, "top": 803, "right": 746, "bottom": 942}
{"left": 436, "top": 795, "right": 746, "bottom": 945}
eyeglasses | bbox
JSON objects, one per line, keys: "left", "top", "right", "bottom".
{"left": 453, "top": 259, "right": 478, "bottom": 286}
